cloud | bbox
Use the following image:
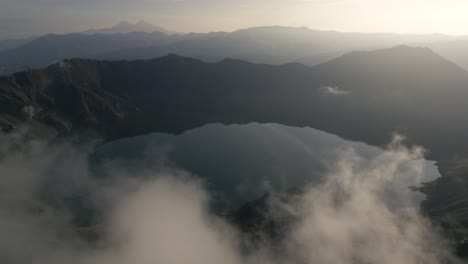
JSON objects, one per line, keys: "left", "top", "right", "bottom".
{"left": 100, "top": 176, "right": 242, "bottom": 264}
{"left": 0, "top": 129, "right": 460, "bottom": 263}
{"left": 320, "top": 86, "right": 352, "bottom": 95}
{"left": 281, "top": 137, "right": 457, "bottom": 263}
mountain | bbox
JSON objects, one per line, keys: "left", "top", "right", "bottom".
{"left": 0, "top": 31, "right": 183, "bottom": 69}
{"left": 95, "top": 26, "right": 456, "bottom": 65}
{"left": 418, "top": 158, "right": 468, "bottom": 257}
{"left": 425, "top": 40, "right": 468, "bottom": 73}
{"left": 81, "top": 20, "right": 173, "bottom": 35}
{"left": 0, "top": 26, "right": 462, "bottom": 74}
{"left": 2, "top": 45, "right": 468, "bottom": 257}
{"left": 0, "top": 37, "right": 36, "bottom": 51}
{"left": 311, "top": 45, "right": 468, "bottom": 159}
{"left": 1, "top": 46, "right": 468, "bottom": 160}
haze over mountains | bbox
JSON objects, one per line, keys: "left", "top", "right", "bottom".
{"left": 3, "top": 17, "right": 468, "bottom": 262}
{"left": 3, "top": 23, "right": 468, "bottom": 75}
{"left": 81, "top": 20, "right": 174, "bottom": 35}
{"left": 0, "top": 37, "right": 35, "bottom": 52}
{"left": 0, "top": 20, "right": 169, "bottom": 52}
{"left": 2, "top": 45, "right": 468, "bottom": 159}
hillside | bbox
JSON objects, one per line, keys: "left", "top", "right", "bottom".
{"left": 0, "top": 32, "right": 183, "bottom": 69}
{"left": 0, "top": 26, "right": 462, "bottom": 73}
{"left": 1, "top": 46, "right": 468, "bottom": 160}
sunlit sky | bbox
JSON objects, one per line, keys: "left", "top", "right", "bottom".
{"left": 2, "top": 0, "right": 468, "bottom": 39}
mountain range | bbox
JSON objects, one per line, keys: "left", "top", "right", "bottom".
{"left": 3, "top": 25, "right": 468, "bottom": 75}
{"left": 81, "top": 20, "right": 173, "bottom": 35}
{"left": 2, "top": 41, "right": 468, "bottom": 257}
{"left": 0, "top": 20, "right": 171, "bottom": 52}
{"left": 0, "top": 37, "right": 36, "bottom": 52}
{"left": 1, "top": 45, "right": 468, "bottom": 160}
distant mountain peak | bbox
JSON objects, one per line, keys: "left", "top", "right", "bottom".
{"left": 115, "top": 20, "right": 131, "bottom": 27}
{"left": 219, "top": 57, "right": 253, "bottom": 65}
{"left": 136, "top": 20, "right": 152, "bottom": 26}
{"left": 82, "top": 20, "right": 172, "bottom": 35}
{"left": 343, "top": 45, "right": 434, "bottom": 57}
{"left": 115, "top": 20, "right": 151, "bottom": 28}
{"left": 319, "top": 45, "right": 467, "bottom": 75}
{"left": 234, "top": 25, "right": 315, "bottom": 34}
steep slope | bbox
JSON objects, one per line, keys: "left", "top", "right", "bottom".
{"left": 2, "top": 46, "right": 468, "bottom": 255}
{"left": 310, "top": 45, "right": 468, "bottom": 158}
{"left": 427, "top": 40, "right": 468, "bottom": 72}
{"left": 418, "top": 158, "right": 468, "bottom": 257}
{"left": 0, "top": 60, "right": 133, "bottom": 137}
{"left": 1, "top": 46, "right": 468, "bottom": 159}
{"left": 0, "top": 55, "right": 311, "bottom": 138}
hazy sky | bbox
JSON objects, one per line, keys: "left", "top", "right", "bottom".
{"left": 2, "top": 0, "right": 468, "bottom": 39}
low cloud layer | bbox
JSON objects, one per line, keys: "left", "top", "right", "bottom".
{"left": 320, "top": 86, "right": 352, "bottom": 95}
{"left": 0, "top": 129, "right": 461, "bottom": 263}
{"left": 282, "top": 136, "right": 456, "bottom": 263}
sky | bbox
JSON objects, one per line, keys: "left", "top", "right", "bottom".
{"left": 1, "top": 0, "right": 468, "bottom": 39}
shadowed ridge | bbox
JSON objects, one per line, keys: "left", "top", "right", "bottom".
{"left": 2, "top": 48, "right": 468, "bottom": 161}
